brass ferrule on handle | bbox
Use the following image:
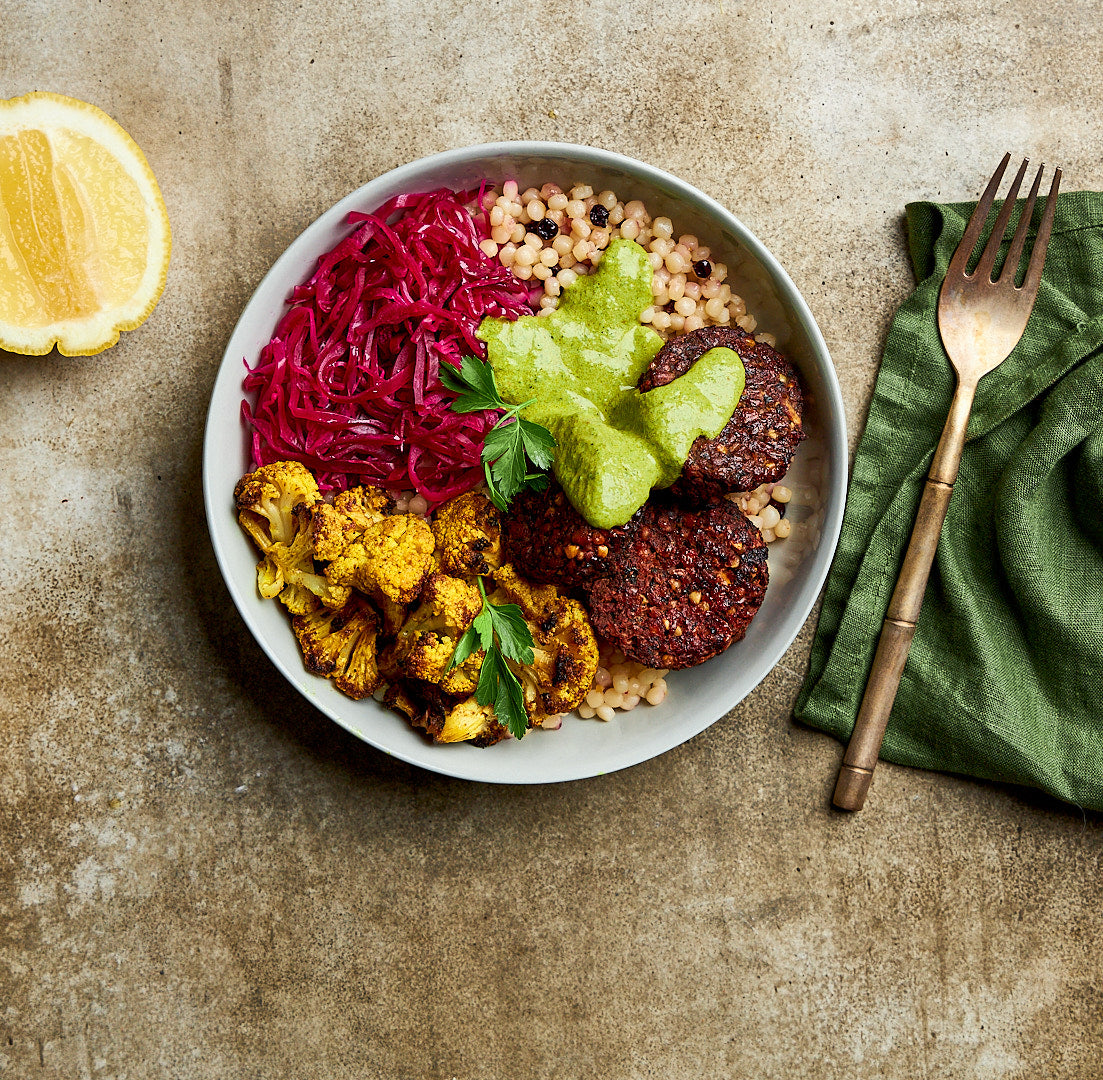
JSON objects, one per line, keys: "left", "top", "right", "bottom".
{"left": 832, "top": 380, "right": 977, "bottom": 811}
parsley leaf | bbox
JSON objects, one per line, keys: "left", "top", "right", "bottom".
{"left": 483, "top": 422, "right": 530, "bottom": 507}
{"left": 443, "top": 355, "right": 556, "bottom": 511}
{"left": 439, "top": 355, "right": 502, "bottom": 413}
{"left": 486, "top": 602, "right": 534, "bottom": 666}
{"left": 447, "top": 578, "right": 534, "bottom": 740}
{"left": 476, "top": 650, "right": 528, "bottom": 740}
{"left": 449, "top": 604, "right": 493, "bottom": 670}
{"left": 518, "top": 420, "right": 556, "bottom": 471}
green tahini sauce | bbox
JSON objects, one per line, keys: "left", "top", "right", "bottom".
{"left": 477, "top": 238, "right": 746, "bottom": 529}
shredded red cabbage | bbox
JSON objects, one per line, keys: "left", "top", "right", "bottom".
{"left": 242, "top": 187, "right": 533, "bottom": 507}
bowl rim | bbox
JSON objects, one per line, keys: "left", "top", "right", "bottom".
{"left": 202, "top": 140, "right": 848, "bottom": 784}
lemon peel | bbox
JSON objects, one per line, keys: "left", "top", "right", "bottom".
{"left": 0, "top": 91, "right": 171, "bottom": 356}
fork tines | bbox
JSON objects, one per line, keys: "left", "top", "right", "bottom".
{"left": 950, "top": 153, "right": 1062, "bottom": 293}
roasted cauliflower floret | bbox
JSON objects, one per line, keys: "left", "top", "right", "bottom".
{"left": 318, "top": 508, "right": 435, "bottom": 605}
{"left": 373, "top": 591, "right": 411, "bottom": 639}
{"left": 234, "top": 460, "right": 320, "bottom": 547}
{"left": 379, "top": 572, "right": 484, "bottom": 694}
{"left": 437, "top": 697, "right": 500, "bottom": 743}
{"left": 234, "top": 462, "right": 350, "bottom": 613}
{"left": 384, "top": 681, "right": 509, "bottom": 747}
{"left": 312, "top": 486, "right": 395, "bottom": 562}
{"left": 291, "top": 595, "right": 381, "bottom": 699}
{"left": 488, "top": 563, "right": 599, "bottom": 717}
{"left": 431, "top": 491, "right": 504, "bottom": 577}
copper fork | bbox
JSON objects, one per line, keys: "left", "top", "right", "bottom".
{"left": 833, "top": 154, "right": 1062, "bottom": 811}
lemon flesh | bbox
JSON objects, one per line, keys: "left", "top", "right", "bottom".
{"left": 0, "top": 92, "right": 171, "bottom": 356}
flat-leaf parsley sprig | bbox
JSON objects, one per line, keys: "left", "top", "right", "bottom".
{"left": 448, "top": 578, "right": 534, "bottom": 739}
{"left": 440, "top": 355, "right": 556, "bottom": 512}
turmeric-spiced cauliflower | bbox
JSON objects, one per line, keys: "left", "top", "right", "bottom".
{"left": 488, "top": 563, "right": 598, "bottom": 720}
{"left": 235, "top": 463, "right": 602, "bottom": 748}
{"left": 431, "top": 491, "right": 503, "bottom": 577}
{"left": 378, "top": 572, "right": 484, "bottom": 695}
{"left": 384, "top": 681, "right": 507, "bottom": 747}
{"left": 380, "top": 563, "right": 598, "bottom": 746}
{"left": 312, "top": 485, "right": 434, "bottom": 605}
{"left": 292, "top": 594, "right": 381, "bottom": 699}
{"left": 234, "top": 461, "right": 350, "bottom": 614}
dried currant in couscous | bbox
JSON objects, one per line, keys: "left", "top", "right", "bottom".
{"left": 527, "top": 217, "right": 559, "bottom": 242}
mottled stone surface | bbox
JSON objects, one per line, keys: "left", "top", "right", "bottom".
{"left": 2, "top": 2, "right": 1102, "bottom": 1077}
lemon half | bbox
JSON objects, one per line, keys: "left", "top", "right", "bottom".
{"left": 0, "top": 91, "right": 171, "bottom": 356}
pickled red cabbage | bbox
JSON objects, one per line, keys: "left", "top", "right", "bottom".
{"left": 242, "top": 187, "right": 533, "bottom": 507}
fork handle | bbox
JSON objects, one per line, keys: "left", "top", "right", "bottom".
{"left": 833, "top": 379, "right": 977, "bottom": 811}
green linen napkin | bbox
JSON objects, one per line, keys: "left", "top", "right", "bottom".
{"left": 794, "top": 191, "right": 1103, "bottom": 810}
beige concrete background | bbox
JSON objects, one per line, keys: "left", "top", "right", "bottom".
{"left": 2, "top": 1, "right": 1101, "bottom": 1077}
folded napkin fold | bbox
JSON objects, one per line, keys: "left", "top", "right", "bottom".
{"left": 795, "top": 191, "right": 1103, "bottom": 811}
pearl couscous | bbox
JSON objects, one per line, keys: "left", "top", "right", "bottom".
{"left": 478, "top": 181, "right": 773, "bottom": 344}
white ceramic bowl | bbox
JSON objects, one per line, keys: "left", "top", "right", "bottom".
{"left": 202, "top": 141, "right": 847, "bottom": 784}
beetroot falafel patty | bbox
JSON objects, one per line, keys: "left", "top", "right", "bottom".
{"left": 502, "top": 482, "right": 640, "bottom": 591}
{"left": 638, "top": 326, "right": 806, "bottom": 503}
{"left": 587, "top": 499, "right": 768, "bottom": 669}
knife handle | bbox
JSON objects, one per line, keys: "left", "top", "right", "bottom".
{"left": 832, "top": 380, "right": 975, "bottom": 811}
